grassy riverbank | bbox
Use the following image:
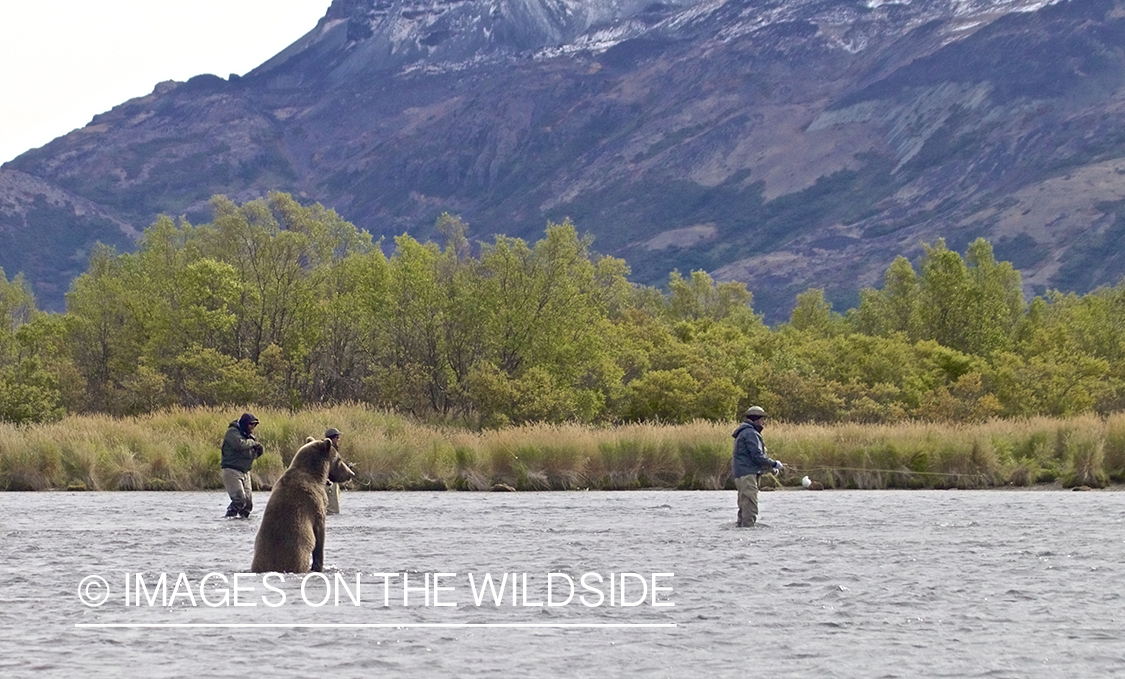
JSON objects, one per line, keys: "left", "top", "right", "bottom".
{"left": 1, "top": 406, "right": 1124, "bottom": 491}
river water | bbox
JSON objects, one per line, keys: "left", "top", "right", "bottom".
{"left": 2, "top": 489, "right": 1123, "bottom": 678}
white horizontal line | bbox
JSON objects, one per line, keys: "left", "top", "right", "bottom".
{"left": 75, "top": 622, "right": 677, "bottom": 629}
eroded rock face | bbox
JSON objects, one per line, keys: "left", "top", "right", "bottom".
{"left": 253, "top": 0, "right": 699, "bottom": 80}
{"left": 6, "top": 0, "right": 1125, "bottom": 320}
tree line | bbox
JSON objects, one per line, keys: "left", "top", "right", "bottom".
{"left": 2, "top": 191, "right": 1124, "bottom": 426}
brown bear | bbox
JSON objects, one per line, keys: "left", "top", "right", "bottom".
{"left": 251, "top": 437, "right": 355, "bottom": 573}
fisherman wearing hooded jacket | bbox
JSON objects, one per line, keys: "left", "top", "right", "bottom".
{"left": 221, "top": 412, "right": 264, "bottom": 518}
{"left": 731, "top": 406, "right": 783, "bottom": 527}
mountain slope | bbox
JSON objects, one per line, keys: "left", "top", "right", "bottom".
{"left": 5, "top": 0, "right": 1125, "bottom": 320}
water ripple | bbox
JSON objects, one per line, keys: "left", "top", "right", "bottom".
{"left": 1, "top": 489, "right": 1123, "bottom": 677}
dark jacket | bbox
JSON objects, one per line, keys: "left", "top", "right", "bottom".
{"left": 732, "top": 421, "right": 779, "bottom": 478}
{"left": 221, "top": 420, "right": 262, "bottom": 472}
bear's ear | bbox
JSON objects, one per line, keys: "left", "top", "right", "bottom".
{"left": 306, "top": 436, "right": 316, "bottom": 443}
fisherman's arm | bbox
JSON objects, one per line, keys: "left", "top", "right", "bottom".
{"left": 748, "top": 434, "right": 783, "bottom": 472}
{"left": 225, "top": 429, "right": 262, "bottom": 456}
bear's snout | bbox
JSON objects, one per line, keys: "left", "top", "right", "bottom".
{"left": 329, "top": 454, "right": 355, "bottom": 484}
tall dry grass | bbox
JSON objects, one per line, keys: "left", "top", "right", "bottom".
{"left": 1103, "top": 412, "right": 1125, "bottom": 483}
{"left": 0, "top": 406, "right": 1122, "bottom": 490}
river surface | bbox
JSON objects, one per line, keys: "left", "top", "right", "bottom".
{"left": 2, "top": 489, "right": 1123, "bottom": 678}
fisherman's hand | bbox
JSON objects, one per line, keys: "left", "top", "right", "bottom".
{"left": 773, "top": 461, "right": 784, "bottom": 473}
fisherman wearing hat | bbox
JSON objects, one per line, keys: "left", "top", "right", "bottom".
{"left": 221, "top": 412, "right": 265, "bottom": 518}
{"left": 731, "top": 406, "right": 784, "bottom": 527}
{"left": 324, "top": 427, "right": 342, "bottom": 515}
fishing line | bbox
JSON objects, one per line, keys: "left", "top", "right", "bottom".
{"left": 784, "top": 464, "right": 989, "bottom": 480}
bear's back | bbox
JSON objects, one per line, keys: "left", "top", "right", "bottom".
{"left": 250, "top": 460, "right": 329, "bottom": 573}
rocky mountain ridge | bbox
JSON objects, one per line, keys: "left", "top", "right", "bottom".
{"left": 4, "top": 0, "right": 1124, "bottom": 321}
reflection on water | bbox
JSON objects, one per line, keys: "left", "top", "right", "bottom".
{"left": 3, "top": 489, "right": 1124, "bottom": 677}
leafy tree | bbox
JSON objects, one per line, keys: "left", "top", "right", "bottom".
{"left": 0, "top": 270, "right": 68, "bottom": 423}
{"left": 916, "top": 239, "right": 977, "bottom": 353}
{"left": 963, "top": 238, "right": 1024, "bottom": 355}
{"left": 0, "top": 268, "right": 34, "bottom": 333}
{"left": 621, "top": 368, "right": 704, "bottom": 423}
{"left": 913, "top": 238, "right": 1025, "bottom": 356}
{"left": 849, "top": 256, "right": 921, "bottom": 338}
{"left": 467, "top": 222, "right": 625, "bottom": 424}
{"left": 64, "top": 245, "right": 140, "bottom": 412}
{"left": 665, "top": 270, "right": 758, "bottom": 328}
{"left": 372, "top": 236, "right": 450, "bottom": 416}
{"left": 788, "top": 288, "right": 843, "bottom": 336}
{"left": 0, "top": 362, "right": 66, "bottom": 424}
{"left": 170, "top": 345, "right": 266, "bottom": 407}
{"left": 20, "top": 192, "right": 1125, "bottom": 425}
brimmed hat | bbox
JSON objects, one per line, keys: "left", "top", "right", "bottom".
{"left": 744, "top": 406, "right": 767, "bottom": 419}
{"left": 325, "top": 428, "right": 341, "bottom": 439}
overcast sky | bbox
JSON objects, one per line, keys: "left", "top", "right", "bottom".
{"left": 0, "top": 0, "right": 332, "bottom": 164}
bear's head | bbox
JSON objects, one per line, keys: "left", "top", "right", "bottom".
{"left": 291, "top": 438, "right": 356, "bottom": 485}
{"left": 329, "top": 447, "right": 355, "bottom": 484}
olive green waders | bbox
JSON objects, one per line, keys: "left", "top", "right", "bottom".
{"left": 735, "top": 474, "right": 760, "bottom": 527}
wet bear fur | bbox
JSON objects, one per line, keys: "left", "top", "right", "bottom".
{"left": 251, "top": 437, "right": 355, "bottom": 573}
